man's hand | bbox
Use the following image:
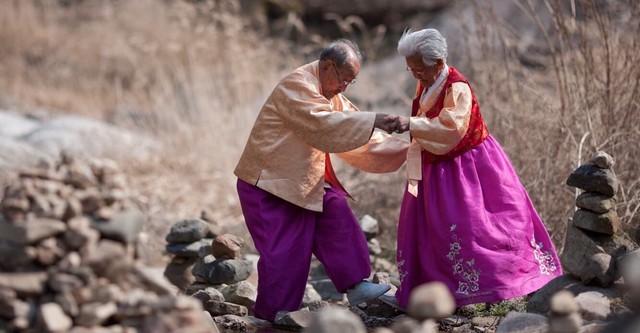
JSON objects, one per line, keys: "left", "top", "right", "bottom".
{"left": 374, "top": 113, "right": 398, "bottom": 134}
{"left": 395, "top": 115, "right": 410, "bottom": 133}
{"left": 374, "top": 114, "right": 410, "bottom": 134}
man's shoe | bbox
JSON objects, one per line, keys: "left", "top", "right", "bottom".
{"left": 378, "top": 294, "right": 405, "bottom": 312}
{"left": 346, "top": 281, "right": 391, "bottom": 306}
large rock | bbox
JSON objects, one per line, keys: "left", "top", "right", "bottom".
{"left": 0, "top": 218, "right": 66, "bottom": 245}
{"left": 526, "top": 275, "right": 622, "bottom": 315}
{"left": 566, "top": 164, "right": 618, "bottom": 197}
{"left": 407, "top": 281, "right": 455, "bottom": 320}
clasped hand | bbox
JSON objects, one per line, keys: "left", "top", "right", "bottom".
{"left": 374, "top": 113, "right": 410, "bottom": 134}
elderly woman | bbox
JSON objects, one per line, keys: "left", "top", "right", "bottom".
{"left": 388, "top": 28, "right": 563, "bottom": 308}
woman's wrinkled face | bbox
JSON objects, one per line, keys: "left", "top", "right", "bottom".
{"left": 405, "top": 54, "right": 443, "bottom": 89}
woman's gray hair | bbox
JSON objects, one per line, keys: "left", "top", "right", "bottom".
{"left": 397, "top": 28, "right": 447, "bottom": 66}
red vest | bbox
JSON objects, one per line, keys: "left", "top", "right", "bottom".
{"left": 412, "top": 67, "right": 489, "bottom": 164}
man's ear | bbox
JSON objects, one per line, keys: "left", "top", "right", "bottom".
{"left": 436, "top": 58, "right": 445, "bottom": 70}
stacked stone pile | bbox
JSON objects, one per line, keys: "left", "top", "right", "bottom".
{"left": 164, "top": 226, "right": 257, "bottom": 320}
{"left": 562, "top": 151, "right": 637, "bottom": 287}
{"left": 0, "top": 154, "right": 213, "bottom": 332}
{"left": 163, "top": 218, "right": 217, "bottom": 292}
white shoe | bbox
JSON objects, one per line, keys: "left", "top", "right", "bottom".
{"left": 346, "top": 281, "right": 391, "bottom": 306}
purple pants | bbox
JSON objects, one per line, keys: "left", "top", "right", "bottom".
{"left": 236, "top": 179, "right": 371, "bottom": 321}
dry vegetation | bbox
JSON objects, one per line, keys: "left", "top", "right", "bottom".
{"left": 0, "top": 0, "right": 638, "bottom": 263}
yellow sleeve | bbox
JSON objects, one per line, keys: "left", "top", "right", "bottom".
{"left": 409, "top": 82, "right": 472, "bottom": 155}
{"left": 336, "top": 130, "right": 409, "bottom": 173}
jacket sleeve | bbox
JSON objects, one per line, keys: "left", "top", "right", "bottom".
{"left": 336, "top": 130, "right": 409, "bottom": 173}
{"left": 409, "top": 82, "right": 472, "bottom": 155}
{"left": 269, "top": 74, "right": 377, "bottom": 153}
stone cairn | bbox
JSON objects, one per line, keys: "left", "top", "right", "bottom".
{"left": 562, "top": 151, "right": 637, "bottom": 287}
{"left": 162, "top": 219, "right": 259, "bottom": 329}
{"left": 0, "top": 154, "right": 212, "bottom": 332}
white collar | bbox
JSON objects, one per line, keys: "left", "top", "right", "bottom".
{"left": 420, "top": 64, "right": 449, "bottom": 105}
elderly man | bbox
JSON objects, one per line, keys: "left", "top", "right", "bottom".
{"left": 234, "top": 39, "right": 407, "bottom": 321}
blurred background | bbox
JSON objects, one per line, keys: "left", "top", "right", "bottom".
{"left": 0, "top": 0, "right": 638, "bottom": 266}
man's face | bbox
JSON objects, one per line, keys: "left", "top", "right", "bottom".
{"left": 405, "top": 54, "right": 443, "bottom": 89}
{"left": 321, "top": 59, "right": 359, "bottom": 100}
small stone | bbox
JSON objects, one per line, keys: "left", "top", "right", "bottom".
{"left": 407, "top": 281, "right": 455, "bottom": 320}
{"left": 566, "top": 164, "right": 618, "bottom": 197}
{"left": 166, "top": 219, "right": 215, "bottom": 244}
{"left": 192, "top": 288, "right": 225, "bottom": 304}
{"left": 589, "top": 151, "right": 614, "bottom": 169}
{"left": 166, "top": 238, "right": 212, "bottom": 257}
{"left": 38, "top": 302, "right": 73, "bottom": 332}
{"left": 0, "top": 217, "right": 66, "bottom": 245}
{"left": 274, "top": 309, "right": 314, "bottom": 329}
{"left": 575, "top": 192, "right": 616, "bottom": 214}
{"left": 211, "top": 234, "right": 245, "bottom": 259}
{"left": 0, "top": 272, "right": 47, "bottom": 295}
{"left": 75, "top": 302, "right": 117, "bottom": 327}
{"left": 550, "top": 290, "right": 579, "bottom": 316}
{"left": 358, "top": 215, "right": 379, "bottom": 240}
{"left": 572, "top": 209, "right": 620, "bottom": 235}
{"left": 203, "top": 300, "right": 248, "bottom": 316}
{"left": 304, "top": 306, "right": 366, "bottom": 333}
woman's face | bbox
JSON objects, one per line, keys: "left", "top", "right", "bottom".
{"left": 405, "top": 54, "right": 443, "bottom": 89}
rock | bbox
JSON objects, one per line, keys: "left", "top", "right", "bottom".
{"left": 165, "top": 219, "right": 215, "bottom": 244}
{"left": 549, "top": 290, "right": 579, "bottom": 316}
{"left": 274, "top": 309, "right": 314, "bottom": 329}
{"left": 166, "top": 238, "right": 213, "bottom": 257}
{"left": 496, "top": 312, "right": 547, "bottom": 333}
{"left": 210, "top": 234, "right": 245, "bottom": 259}
{"left": 407, "top": 281, "right": 455, "bottom": 320}
{"left": 193, "top": 259, "right": 254, "bottom": 285}
{"left": 574, "top": 291, "right": 611, "bottom": 320}
{"left": 0, "top": 218, "right": 66, "bottom": 245}
{"left": 192, "top": 287, "right": 225, "bottom": 304}
{"left": 358, "top": 215, "right": 379, "bottom": 240}
{"left": 219, "top": 280, "right": 257, "bottom": 308}
{"left": 577, "top": 252, "right": 616, "bottom": 287}
{"left": 203, "top": 300, "right": 248, "bottom": 316}
{"left": 575, "top": 192, "right": 616, "bottom": 214}
{"left": 390, "top": 316, "right": 420, "bottom": 333}
{"left": 37, "top": 302, "right": 72, "bottom": 332}
{"left": 572, "top": 209, "right": 620, "bottom": 235}
{"left": 134, "top": 265, "right": 179, "bottom": 295}
{"left": 368, "top": 238, "right": 382, "bottom": 255}
{"left": 164, "top": 256, "right": 198, "bottom": 292}
{"left": 303, "top": 306, "right": 366, "bottom": 333}
{"left": 214, "top": 314, "right": 270, "bottom": 331}
{"left": 75, "top": 302, "right": 117, "bottom": 327}
{"left": 90, "top": 209, "right": 142, "bottom": 243}
{"left": 566, "top": 164, "right": 618, "bottom": 197}
{"left": 0, "top": 241, "right": 35, "bottom": 271}
{"left": 0, "top": 272, "right": 47, "bottom": 296}
{"left": 526, "top": 275, "right": 622, "bottom": 315}
{"left": 548, "top": 312, "right": 581, "bottom": 333}
{"left": 619, "top": 249, "right": 640, "bottom": 289}
{"left": 83, "top": 239, "right": 128, "bottom": 276}
{"left": 302, "top": 283, "right": 322, "bottom": 307}
{"left": 589, "top": 151, "right": 614, "bottom": 169}
{"left": 309, "top": 278, "right": 343, "bottom": 301}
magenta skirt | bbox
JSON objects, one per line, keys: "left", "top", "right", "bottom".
{"left": 396, "top": 135, "right": 562, "bottom": 307}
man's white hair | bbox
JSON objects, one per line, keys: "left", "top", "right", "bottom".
{"left": 397, "top": 28, "right": 448, "bottom": 66}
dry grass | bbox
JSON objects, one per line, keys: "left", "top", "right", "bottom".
{"left": 1, "top": 0, "right": 638, "bottom": 264}
{"left": 458, "top": 0, "right": 640, "bottom": 249}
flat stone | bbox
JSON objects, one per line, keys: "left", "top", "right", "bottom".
{"left": 496, "top": 312, "right": 547, "bottom": 333}
{"left": 274, "top": 309, "right": 314, "bottom": 329}
{"left": 193, "top": 259, "right": 253, "bottom": 285}
{"left": 576, "top": 192, "right": 616, "bottom": 214}
{"left": 566, "top": 164, "right": 618, "bottom": 196}
{"left": 166, "top": 238, "right": 212, "bottom": 257}
{"left": 203, "top": 300, "right": 248, "bottom": 316}
{"left": 165, "top": 219, "right": 215, "bottom": 244}
{"left": 572, "top": 209, "right": 620, "bottom": 235}
{"left": 192, "top": 287, "right": 225, "bottom": 304}
{"left": 574, "top": 291, "right": 611, "bottom": 320}
{"left": 219, "top": 280, "right": 257, "bottom": 308}
{"left": 0, "top": 272, "right": 47, "bottom": 295}
{"left": 0, "top": 218, "right": 66, "bottom": 245}
{"left": 90, "top": 209, "right": 142, "bottom": 243}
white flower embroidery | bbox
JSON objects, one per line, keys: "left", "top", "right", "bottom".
{"left": 398, "top": 250, "right": 408, "bottom": 286}
{"left": 530, "top": 236, "right": 558, "bottom": 275}
{"left": 448, "top": 230, "right": 481, "bottom": 295}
